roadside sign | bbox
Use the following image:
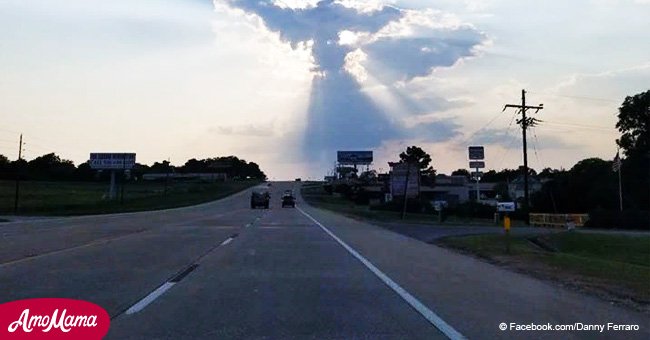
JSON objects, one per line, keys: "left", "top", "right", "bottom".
{"left": 390, "top": 163, "right": 420, "bottom": 198}
{"left": 469, "top": 161, "right": 485, "bottom": 169}
{"left": 471, "top": 171, "right": 483, "bottom": 178}
{"left": 468, "top": 146, "right": 484, "bottom": 160}
{"left": 89, "top": 153, "right": 136, "bottom": 170}
{"left": 497, "top": 202, "right": 516, "bottom": 212}
{"left": 432, "top": 200, "right": 448, "bottom": 212}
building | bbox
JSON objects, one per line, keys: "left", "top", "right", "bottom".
{"left": 420, "top": 175, "right": 498, "bottom": 206}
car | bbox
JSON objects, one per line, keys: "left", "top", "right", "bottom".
{"left": 281, "top": 192, "right": 295, "bottom": 208}
{"left": 250, "top": 189, "right": 270, "bottom": 209}
{"left": 295, "top": 178, "right": 301, "bottom": 182}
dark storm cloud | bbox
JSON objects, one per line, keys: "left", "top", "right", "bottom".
{"left": 220, "top": 0, "right": 486, "bottom": 161}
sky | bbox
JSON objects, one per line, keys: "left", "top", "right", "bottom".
{"left": 0, "top": 0, "right": 648, "bottom": 179}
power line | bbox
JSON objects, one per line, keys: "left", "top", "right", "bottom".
{"left": 539, "top": 120, "right": 617, "bottom": 132}
{"left": 527, "top": 91, "right": 619, "bottom": 103}
{"left": 494, "top": 111, "right": 519, "bottom": 169}
{"left": 531, "top": 127, "right": 545, "bottom": 170}
{"left": 458, "top": 109, "right": 509, "bottom": 146}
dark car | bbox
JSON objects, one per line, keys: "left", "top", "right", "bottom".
{"left": 281, "top": 191, "right": 295, "bottom": 208}
{"left": 251, "top": 189, "right": 270, "bottom": 209}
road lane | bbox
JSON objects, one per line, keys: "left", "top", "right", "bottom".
{"left": 108, "top": 185, "right": 445, "bottom": 339}
{"left": 296, "top": 189, "right": 650, "bottom": 340}
{"left": 0, "top": 185, "right": 268, "bottom": 317}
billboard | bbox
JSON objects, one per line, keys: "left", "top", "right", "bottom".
{"left": 468, "top": 146, "right": 485, "bottom": 160}
{"left": 337, "top": 151, "right": 373, "bottom": 165}
{"left": 89, "top": 153, "right": 136, "bottom": 170}
{"left": 390, "top": 163, "right": 420, "bottom": 198}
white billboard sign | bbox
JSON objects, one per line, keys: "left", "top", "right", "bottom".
{"left": 90, "top": 153, "right": 136, "bottom": 170}
{"left": 497, "top": 202, "right": 516, "bottom": 212}
{"left": 390, "top": 163, "right": 420, "bottom": 198}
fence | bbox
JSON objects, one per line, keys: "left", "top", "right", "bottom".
{"left": 529, "top": 213, "right": 589, "bottom": 228}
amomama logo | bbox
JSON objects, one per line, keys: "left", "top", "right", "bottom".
{"left": 0, "top": 298, "right": 110, "bottom": 339}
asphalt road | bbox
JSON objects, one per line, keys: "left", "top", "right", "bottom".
{"left": 1, "top": 182, "right": 648, "bottom": 339}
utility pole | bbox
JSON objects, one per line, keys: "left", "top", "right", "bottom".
{"left": 14, "top": 134, "right": 23, "bottom": 214}
{"left": 503, "top": 89, "right": 543, "bottom": 224}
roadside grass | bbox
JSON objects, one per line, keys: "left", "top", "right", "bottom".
{"left": 301, "top": 184, "right": 512, "bottom": 226}
{"left": 302, "top": 183, "right": 650, "bottom": 309}
{"left": 438, "top": 233, "right": 650, "bottom": 306}
{"left": 0, "top": 179, "right": 260, "bottom": 216}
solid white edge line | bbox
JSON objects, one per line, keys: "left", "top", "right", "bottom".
{"left": 297, "top": 207, "right": 466, "bottom": 340}
{"left": 125, "top": 282, "right": 175, "bottom": 315}
{"left": 220, "top": 237, "right": 234, "bottom": 246}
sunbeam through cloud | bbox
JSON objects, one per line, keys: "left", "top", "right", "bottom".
{"left": 218, "top": 0, "right": 489, "bottom": 164}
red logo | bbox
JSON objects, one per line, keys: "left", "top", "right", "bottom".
{"left": 0, "top": 298, "right": 110, "bottom": 339}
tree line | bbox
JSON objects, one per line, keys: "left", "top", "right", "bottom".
{"left": 0, "top": 154, "right": 267, "bottom": 181}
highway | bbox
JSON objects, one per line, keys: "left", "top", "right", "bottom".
{"left": 1, "top": 182, "right": 648, "bottom": 339}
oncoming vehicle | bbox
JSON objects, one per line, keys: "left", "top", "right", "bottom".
{"left": 251, "top": 189, "right": 270, "bottom": 209}
{"left": 281, "top": 190, "right": 296, "bottom": 208}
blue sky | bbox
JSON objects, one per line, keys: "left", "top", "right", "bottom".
{"left": 0, "top": 0, "right": 648, "bottom": 179}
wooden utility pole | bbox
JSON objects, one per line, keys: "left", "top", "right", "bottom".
{"left": 14, "top": 134, "right": 23, "bottom": 214}
{"left": 503, "top": 90, "right": 543, "bottom": 224}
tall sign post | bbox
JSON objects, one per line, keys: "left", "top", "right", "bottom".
{"left": 468, "top": 146, "right": 485, "bottom": 201}
{"left": 89, "top": 153, "right": 136, "bottom": 200}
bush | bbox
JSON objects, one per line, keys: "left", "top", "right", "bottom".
{"left": 333, "top": 183, "right": 352, "bottom": 197}
{"left": 585, "top": 209, "right": 650, "bottom": 230}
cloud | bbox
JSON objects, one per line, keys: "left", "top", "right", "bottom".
{"left": 209, "top": 123, "right": 275, "bottom": 137}
{"left": 217, "top": 0, "right": 488, "bottom": 163}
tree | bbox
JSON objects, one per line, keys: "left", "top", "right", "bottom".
{"left": 150, "top": 160, "right": 173, "bottom": 173}
{"left": 399, "top": 146, "right": 432, "bottom": 170}
{"left": 616, "top": 90, "right": 649, "bottom": 158}
{"left": 531, "top": 158, "right": 618, "bottom": 213}
{"left": 451, "top": 169, "right": 470, "bottom": 178}
{"left": 399, "top": 145, "right": 436, "bottom": 184}
{"left": 26, "top": 153, "right": 76, "bottom": 180}
{"left": 180, "top": 158, "right": 208, "bottom": 173}
{"left": 359, "top": 170, "right": 377, "bottom": 184}
{"left": 336, "top": 166, "right": 358, "bottom": 179}
{"left": 615, "top": 90, "right": 650, "bottom": 210}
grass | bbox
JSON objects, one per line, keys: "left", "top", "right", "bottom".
{"left": 438, "top": 232, "right": 650, "bottom": 306}
{"left": 0, "top": 179, "right": 260, "bottom": 216}
{"left": 301, "top": 184, "right": 514, "bottom": 226}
